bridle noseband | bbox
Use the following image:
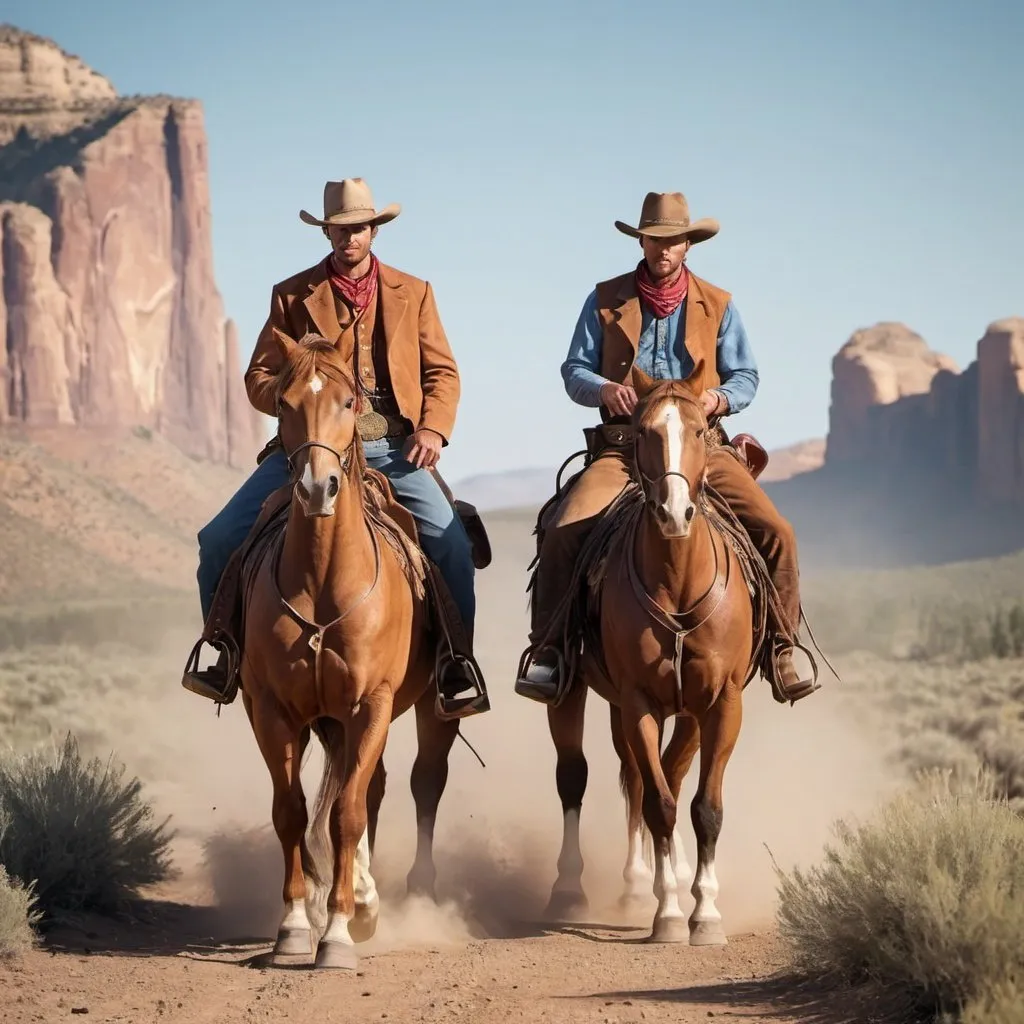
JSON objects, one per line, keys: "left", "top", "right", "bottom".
{"left": 284, "top": 437, "right": 353, "bottom": 478}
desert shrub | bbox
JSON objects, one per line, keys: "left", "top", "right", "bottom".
{"left": 0, "top": 862, "right": 39, "bottom": 957}
{"left": 0, "top": 734, "right": 174, "bottom": 923}
{"left": 957, "top": 980, "right": 1024, "bottom": 1024}
{"left": 775, "top": 771, "right": 1024, "bottom": 1022}
{"left": 910, "top": 602, "right": 1024, "bottom": 664}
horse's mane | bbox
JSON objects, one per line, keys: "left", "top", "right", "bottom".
{"left": 635, "top": 380, "right": 704, "bottom": 430}
{"left": 274, "top": 333, "right": 358, "bottom": 409}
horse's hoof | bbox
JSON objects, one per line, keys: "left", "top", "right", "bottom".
{"left": 648, "top": 915, "right": 689, "bottom": 943}
{"left": 689, "top": 919, "right": 728, "bottom": 946}
{"left": 273, "top": 927, "right": 313, "bottom": 958}
{"left": 349, "top": 897, "right": 380, "bottom": 943}
{"left": 544, "top": 889, "right": 589, "bottom": 921}
{"left": 314, "top": 939, "right": 358, "bottom": 970}
{"left": 617, "top": 890, "right": 653, "bottom": 914}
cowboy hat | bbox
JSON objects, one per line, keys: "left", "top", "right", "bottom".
{"left": 614, "top": 191, "right": 719, "bottom": 243}
{"left": 299, "top": 177, "right": 401, "bottom": 228}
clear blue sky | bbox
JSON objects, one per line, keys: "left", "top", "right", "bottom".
{"left": 9, "top": 0, "right": 1024, "bottom": 482}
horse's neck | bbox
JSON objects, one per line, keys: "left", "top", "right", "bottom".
{"left": 635, "top": 507, "right": 719, "bottom": 611}
{"left": 279, "top": 475, "right": 376, "bottom": 620}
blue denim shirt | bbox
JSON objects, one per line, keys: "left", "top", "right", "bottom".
{"left": 560, "top": 289, "right": 760, "bottom": 413}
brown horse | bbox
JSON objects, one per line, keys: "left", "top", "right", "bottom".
{"left": 240, "top": 330, "right": 460, "bottom": 970}
{"left": 543, "top": 361, "right": 756, "bottom": 945}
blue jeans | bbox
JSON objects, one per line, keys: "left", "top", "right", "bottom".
{"left": 196, "top": 440, "right": 476, "bottom": 632}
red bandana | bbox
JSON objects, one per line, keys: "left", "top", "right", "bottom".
{"left": 635, "top": 259, "right": 689, "bottom": 319}
{"left": 326, "top": 252, "right": 379, "bottom": 311}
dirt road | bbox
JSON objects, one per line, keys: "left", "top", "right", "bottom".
{"left": 4, "top": 905, "right": 807, "bottom": 1024}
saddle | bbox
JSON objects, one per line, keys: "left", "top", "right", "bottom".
{"left": 185, "top": 463, "right": 490, "bottom": 710}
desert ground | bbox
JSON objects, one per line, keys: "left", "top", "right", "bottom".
{"left": 0, "top": 470, "right": 923, "bottom": 1024}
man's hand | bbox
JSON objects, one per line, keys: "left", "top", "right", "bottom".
{"left": 403, "top": 428, "right": 444, "bottom": 469}
{"left": 701, "top": 389, "right": 728, "bottom": 418}
{"left": 599, "top": 381, "right": 638, "bottom": 417}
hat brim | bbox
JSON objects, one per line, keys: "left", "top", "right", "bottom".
{"left": 614, "top": 217, "right": 719, "bottom": 243}
{"left": 299, "top": 203, "right": 401, "bottom": 228}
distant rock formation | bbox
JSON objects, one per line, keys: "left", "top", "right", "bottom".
{"left": 825, "top": 316, "right": 1024, "bottom": 507}
{"left": 0, "top": 24, "right": 263, "bottom": 467}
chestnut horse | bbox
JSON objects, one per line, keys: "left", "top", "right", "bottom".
{"left": 240, "top": 331, "right": 460, "bottom": 970}
{"left": 543, "top": 362, "right": 757, "bottom": 945}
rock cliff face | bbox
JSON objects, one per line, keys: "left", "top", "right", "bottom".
{"left": 0, "top": 25, "right": 263, "bottom": 467}
{"left": 826, "top": 316, "right": 1024, "bottom": 507}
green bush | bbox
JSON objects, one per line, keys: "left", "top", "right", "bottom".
{"left": 0, "top": 734, "right": 174, "bottom": 922}
{"left": 775, "top": 771, "right": 1024, "bottom": 1022}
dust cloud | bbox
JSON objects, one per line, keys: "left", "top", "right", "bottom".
{"left": 111, "top": 507, "right": 892, "bottom": 952}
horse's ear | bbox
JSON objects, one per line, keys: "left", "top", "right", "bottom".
{"left": 271, "top": 326, "right": 297, "bottom": 360}
{"left": 681, "top": 357, "right": 706, "bottom": 396}
{"left": 630, "top": 364, "right": 658, "bottom": 400}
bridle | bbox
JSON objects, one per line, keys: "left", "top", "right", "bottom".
{"left": 631, "top": 397, "right": 709, "bottom": 508}
{"left": 283, "top": 438, "right": 353, "bottom": 479}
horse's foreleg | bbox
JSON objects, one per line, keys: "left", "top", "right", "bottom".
{"left": 243, "top": 695, "right": 313, "bottom": 961}
{"left": 407, "top": 689, "right": 460, "bottom": 900}
{"left": 316, "top": 689, "right": 394, "bottom": 970}
{"left": 662, "top": 712, "right": 701, "bottom": 890}
{"left": 688, "top": 685, "right": 742, "bottom": 946}
{"left": 345, "top": 758, "right": 387, "bottom": 944}
{"left": 623, "top": 693, "right": 688, "bottom": 943}
{"left": 610, "top": 704, "right": 651, "bottom": 909}
{"left": 545, "top": 679, "right": 589, "bottom": 920}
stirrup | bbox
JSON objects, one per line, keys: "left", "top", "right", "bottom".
{"left": 434, "top": 648, "right": 490, "bottom": 722}
{"left": 181, "top": 635, "right": 241, "bottom": 706}
{"left": 514, "top": 645, "right": 573, "bottom": 708}
{"left": 766, "top": 639, "right": 820, "bottom": 706}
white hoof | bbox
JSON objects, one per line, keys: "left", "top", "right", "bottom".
{"left": 314, "top": 939, "right": 358, "bottom": 970}
{"left": 273, "top": 926, "right": 312, "bottom": 960}
{"left": 648, "top": 915, "right": 689, "bottom": 943}
{"left": 689, "top": 919, "right": 728, "bottom": 946}
{"left": 349, "top": 896, "right": 380, "bottom": 943}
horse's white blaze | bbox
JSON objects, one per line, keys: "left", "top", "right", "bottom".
{"left": 279, "top": 897, "right": 311, "bottom": 932}
{"left": 659, "top": 403, "right": 693, "bottom": 532}
{"left": 552, "top": 808, "right": 585, "bottom": 894}
{"left": 353, "top": 827, "right": 377, "bottom": 907}
{"left": 652, "top": 843, "right": 686, "bottom": 924}
{"left": 689, "top": 856, "right": 722, "bottom": 926}
{"left": 622, "top": 824, "right": 653, "bottom": 899}
{"left": 299, "top": 456, "right": 315, "bottom": 496}
{"left": 309, "top": 373, "right": 324, "bottom": 394}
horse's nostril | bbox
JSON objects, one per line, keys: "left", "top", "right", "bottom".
{"left": 685, "top": 504, "right": 695, "bottom": 523}
{"left": 327, "top": 475, "right": 340, "bottom": 499}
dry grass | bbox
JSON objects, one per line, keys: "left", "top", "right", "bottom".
{"left": 0, "top": 734, "right": 174, "bottom": 923}
{"left": 775, "top": 772, "right": 1024, "bottom": 1022}
{"left": 0, "top": 862, "right": 39, "bottom": 958}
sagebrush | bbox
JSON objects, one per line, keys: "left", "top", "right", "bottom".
{"left": 0, "top": 733, "right": 174, "bottom": 922}
{"left": 0, "top": 862, "right": 39, "bottom": 957}
{"left": 775, "top": 771, "right": 1024, "bottom": 1022}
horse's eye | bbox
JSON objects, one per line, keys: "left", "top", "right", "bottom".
{"left": 345, "top": 397, "right": 354, "bottom": 410}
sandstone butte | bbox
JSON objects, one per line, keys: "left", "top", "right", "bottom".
{"left": 826, "top": 317, "right": 1024, "bottom": 507}
{"left": 0, "top": 24, "right": 263, "bottom": 468}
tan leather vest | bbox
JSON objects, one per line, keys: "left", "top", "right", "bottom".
{"left": 593, "top": 269, "right": 731, "bottom": 422}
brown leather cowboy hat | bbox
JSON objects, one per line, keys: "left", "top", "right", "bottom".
{"left": 299, "top": 177, "right": 401, "bottom": 228}
{"left": 615, "top": 191, "right": 719, "bottom": 243}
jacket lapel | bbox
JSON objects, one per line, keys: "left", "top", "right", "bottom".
{"left": 378, "top": 263, "right": 408, "bottom": 384}
{"left": 302, "top": 263, "right": 342, "bottom": 343}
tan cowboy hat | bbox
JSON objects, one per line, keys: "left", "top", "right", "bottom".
{"left": 299, "top": 177, "right": 401, "bottom": 228}
{"left": 614, "top": 191, "right": 719, "bottom": 243}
